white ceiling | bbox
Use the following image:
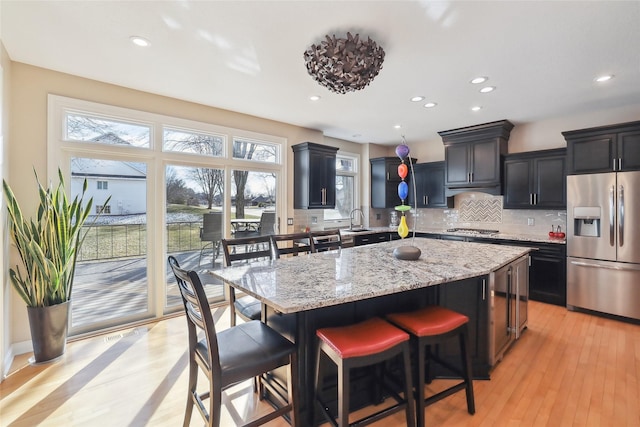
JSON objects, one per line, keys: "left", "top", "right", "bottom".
{"left": 2, "top": 1, "right": 639, "bottom": 145}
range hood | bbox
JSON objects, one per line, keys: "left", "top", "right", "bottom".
{"left": 438, "top": 120, "right": 514, "bottom": 197}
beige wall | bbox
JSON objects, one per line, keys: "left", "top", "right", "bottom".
{"left": 1, "top": 41, "right": 11, "bottom": 377}
{"left": 409, "top": 104, "right": 640, "bottom": 162}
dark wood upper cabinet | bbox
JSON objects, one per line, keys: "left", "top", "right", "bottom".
{"left": 563, "top": 121, "right": 640, "bottom": 174}
{"left": 410, "top": 162, "right": 453, "bottom": 208}
{"left": 292, "top": 142, "right": 338, "bottom": 209}
{"left": 370, "top": 157, "right": 416, "bottom": 209}
{"left": 439, "top": 120, "right": 514, "bottom": 196}
{"left": 504, "top": 148, "right": 567, "bottom": 209}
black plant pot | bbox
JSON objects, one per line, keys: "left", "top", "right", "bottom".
{"left": 27, "top": 301, "right": 70, "bottom": 364}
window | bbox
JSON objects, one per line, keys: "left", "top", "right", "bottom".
{"left": 96, "top": 205, "right": 111, "bottom": 214}
{"left": 64, "top": 113, "right": 151, "bottom": 148}
{"left": 232, "top": 137, "right": 279, "bottom": 163}
{"left": 163, "top": 127, "right": 224, "bottom": 157}
{"left": 49, "top": 95, "right": 286, "bottom": 336}
{"left": 325, "top": 153, "right": 359, "bottom": 221}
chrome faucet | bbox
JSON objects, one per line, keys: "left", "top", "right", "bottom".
{"left": 349, "top": 208, "right": 365, "bottom": 230}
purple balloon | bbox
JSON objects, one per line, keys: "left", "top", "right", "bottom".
{"left": 395, "top": 144, "right": 410, "bottom": 160}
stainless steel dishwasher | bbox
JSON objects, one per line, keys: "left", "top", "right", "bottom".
{"left": 489, "top": 254, "right": 529, "bottom": 366}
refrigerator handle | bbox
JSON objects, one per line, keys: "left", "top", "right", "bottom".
{"left": 609, "top": 185, "right": 615, "bottom": 246}
{"left": 619, "top": 185, "right": 624, "bottom": 247}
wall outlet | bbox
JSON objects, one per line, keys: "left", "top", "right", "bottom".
{"left": 376, "top": 213, "right": 381, "bottom": 220}
{"left": 527, "top": 217, "right": 535, "bottom": 226}
{"left": 287, "top": 218, "right": 293, "bottom": 225}
{"left": 311, "top": 216, "right": 317, "bottom": 224}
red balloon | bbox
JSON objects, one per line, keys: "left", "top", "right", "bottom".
{"left": 397, "top": 163, "right": 408, "bottom": 180}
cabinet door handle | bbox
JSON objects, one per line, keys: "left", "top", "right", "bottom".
{"left": 424, "top": 195, "right": 428, "bottom": 205}
{"left": 619, "top": 158, "right": 622, "bottom": 171}
{"left": 534, "top": 193, "right": 537, "bottom": 205}
{"left": 529, "top": 193, "right": 533, "bottom": 205}
{"left": 386, "top": 172, "right": 390, "bottom": 180}
{"left": 482, "top": 278, "right": 486, "bottom": 300}
{"left": 470, "top": 172, "right": 474, "bottom": 182}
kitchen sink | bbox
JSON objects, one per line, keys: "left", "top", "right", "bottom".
{"left": 346, "top": 228, "right": 371, "bottom": 233}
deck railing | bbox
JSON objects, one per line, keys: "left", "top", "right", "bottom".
{"left": 78, "top": 221, "right": 204, "bottom": 261}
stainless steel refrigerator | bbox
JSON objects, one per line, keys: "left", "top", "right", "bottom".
{"left": 567, "top": 172, "right": 640, "bottom": 321}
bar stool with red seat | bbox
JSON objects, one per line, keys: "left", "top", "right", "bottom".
{"left": 314, "top": 317, "right": 416, "bottom": 427}
{"left": 386, "top": 306, "right": 475, "bottom": 427}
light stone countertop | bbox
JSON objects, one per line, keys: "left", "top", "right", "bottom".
{"left": 340, "top": 226, "right": 566, "bottom": 245}
{"left": 210, "top": 238, "right": 531, "bottom": 314}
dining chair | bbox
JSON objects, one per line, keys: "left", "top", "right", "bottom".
{"left": 221, "top": 235, "right": 273, "bottom": 327}
{"left": 310, "top": 229, "right": 342, "bottom": 253}
{"left": 199, "top": 212, "right": 223, "bottom": 267}
{"left": 270, "top": 232, "right": 312, "bottom": 259}
{"left": 167, "top": 256, "right": 298, "bottom": 427}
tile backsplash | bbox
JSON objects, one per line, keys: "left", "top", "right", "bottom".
{"left": 370, "top": 192, "right": 567, "bottom": 237}
{"left": 294, "top": 192, "right": 567, "bottom": 238}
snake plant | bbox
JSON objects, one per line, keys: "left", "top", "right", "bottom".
{"left": 3, "top": 168, "right": 102, "bottom": 307}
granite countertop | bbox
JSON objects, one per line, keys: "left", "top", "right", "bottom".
{"left": 340, "top": 226, "right": 565, "bottom": 245}
{"left": 210, "top": 238, "right": 531, "bottom": 314}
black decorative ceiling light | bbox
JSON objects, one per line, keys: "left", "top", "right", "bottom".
{"left": 303, "top": 32, "right": 385, "bottom": 94}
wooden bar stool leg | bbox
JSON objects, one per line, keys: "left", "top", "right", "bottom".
{"left": 460, "top": 326, "right": 475, "bottom": 414}
{"left": 402, "top": 342, "right": 417, "bottom": 427}
{"left": 338, "top": 360, "right": 350, "bottom": 427}
{"left": 416, "top": 338, "right": 426, "bottom": 427}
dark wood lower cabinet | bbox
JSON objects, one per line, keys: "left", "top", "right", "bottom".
{"left": 421, "top": 233, "right": 567, "bottom": 307}
{"left": 264, "top": 277, "right": 491, "bottom": 425}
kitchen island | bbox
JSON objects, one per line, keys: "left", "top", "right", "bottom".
{"left": 210, "top": 238, "right": 531, "bottom": 425}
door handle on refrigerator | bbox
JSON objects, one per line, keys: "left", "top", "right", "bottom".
{"left": 619, "top": 185, "right": 624, "bottom": 247}
{"left": 506, "top": 268, "right": 512, "bottom": 336}
{"left": 515, "top": 265, "right": 520, "bottom": 339}
{"left": 609, "top": 185, "right": 615, "bottom": 246}
{"left": 482, "top": 278, "right": 486, "bottom": 301}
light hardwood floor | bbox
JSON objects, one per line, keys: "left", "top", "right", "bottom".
{"left": 1, "top": 301, "right": 639, "bottom": 427}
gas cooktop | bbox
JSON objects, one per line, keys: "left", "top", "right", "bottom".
{"left": 445, "top": 228, "right": 500, "bottom": 235}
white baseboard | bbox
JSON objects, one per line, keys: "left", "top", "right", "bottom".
{"left": 2, "top": 340, "right": 32, "bottom": 379}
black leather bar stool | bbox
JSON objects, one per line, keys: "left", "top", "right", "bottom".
{"left": 387, "top": 305, "right": 475, "bottom": 427}
{"left": 314, "top": 317, "right": 416, "bottom": 427}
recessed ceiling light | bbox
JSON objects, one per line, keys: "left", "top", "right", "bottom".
{"left": 309, "top": 95, "right": 321, "bottom": 101}
{"left": 424, "top": 102, "right": 438, "bottom": 108}
{"left": 130, "top": 36, "right": 151, "bottom": 47}
{"left": 471, "top": 106, "right": 482, "bottom": 112}
{"left": 479, "top": 86, "right": 495, "bottom": 93}
{"left": 595, "top": 74, "right": 614, "bottom": 83}
{"left": 394, "top": 125, "right": 402, "bottom": 129}
{"left": 410, "top": 96, "right": 425, "bottom": 102}
{"left": 470, "top": 76, "right": 488, "bottom": 84}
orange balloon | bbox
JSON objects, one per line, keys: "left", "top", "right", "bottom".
{"left": 397, "top": 163, "right": 408, "bottom": 180}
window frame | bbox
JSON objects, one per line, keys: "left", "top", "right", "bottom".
{"left": 48, "top": 95, "right": 288, "bottom": 335}
{"left": 324, "top": 151, "right": 360, "bottom": 225}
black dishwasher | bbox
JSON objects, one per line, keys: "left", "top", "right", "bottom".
{"left": 481, "top": 239, "right": 566, "bottom": 307}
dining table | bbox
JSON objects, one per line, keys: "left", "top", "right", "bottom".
{"left": 209, "top": 237, "right": 532, "bottom": 425}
